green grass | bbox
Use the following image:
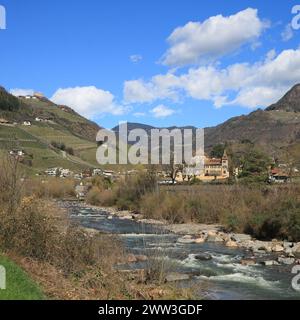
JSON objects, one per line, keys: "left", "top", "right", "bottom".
{"left": 22, "top": 124, "right": 95, "bottom": 149}
{"left": 0, "top": 255, "right": 44, "bottom": 300}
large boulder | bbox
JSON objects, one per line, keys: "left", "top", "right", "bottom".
{"left": 271, "top": 244, "right": 284, "bottom": 252}
{"left": 278, "top": 257, "right": 295, "bottom": 265}
{"left": 283, "top": 241, "right": 294, "bottom": 249}
{"left": 135, "top": 255, "right": 148, "bottom": 262}
{"left": 194, "top": 237, "right": 206, "bottom": 244}
{"left": 232, "top": 234, "right": 252, "bottom": 242}
{"left": 240, "top": 259, "right": 256, "bottom": 266}
{"left": 206, "top": 235, "right": 224, "bottom": 242}
{"left": 177, "top": 237, "right": 196, "bottom": 244}
{"left": 225, "top": 240, "right": 238, "bottom": 248}
{"left": 194, "top": 253, "right": 212, "bottom": 261}
{"left": 261, "top": 260, "right": 280, "bottom": 266}
{"left": 292, "top": 243, "right": 300, "bottom": 254}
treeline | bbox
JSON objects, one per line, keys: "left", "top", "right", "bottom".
{"left": 51, "top": 141, "right": 74, "bottom": 155}
{"left": 86, "top": 172, "right": 300, "bottom": 242}
{"left": 0, "top": 87, "right": 20, "bottom": 111}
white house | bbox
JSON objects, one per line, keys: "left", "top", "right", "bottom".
{"left": 23, "top": 121, "right": 31, "bottom": 126}
{"left": 93, "top": 168, "right": 103, "bottom": 176}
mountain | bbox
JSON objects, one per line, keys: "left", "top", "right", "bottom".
{"left": 113, "top": 84, "right": 300, "bottom": 165}
{"left": 205, "top": 85, "right": 300, "bottom": 150}
{"left": 1, "top": 83, "right": 300, "bottom": 172}
{"left": 0, "top": 87, "right": 100, "bottom": 172}
{"left": 112, "top": 122, "right": 197, "bottom": 133}
{"left": 266, "top": 84, "right": 300, "bottom": 112}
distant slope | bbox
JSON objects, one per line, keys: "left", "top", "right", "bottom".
{"left": 112, "top": 85, "right": 300, "bottom": 165}
{"left": 266, "top": 84, "right": 300, "bottom": 112}
{"left": 204, "top": 83, "right": 300, "bottom": 150}
{"left": 0, "top": 87, "right": 100, "bottom": 171}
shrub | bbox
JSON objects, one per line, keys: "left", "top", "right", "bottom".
{"left": 86, "top": 187, "right": 115, "bottom": 207}
{"left": 114, "top": 171, "right": 157, "bottom": 210}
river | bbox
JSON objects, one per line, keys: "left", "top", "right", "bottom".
{"left": 61, "top": 201, "right": 300, "bottom": 300}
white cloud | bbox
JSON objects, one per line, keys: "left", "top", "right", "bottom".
{"left": 133, "top": 112, "right": 146, "bottom": 117}
{"left": 151, "top": 105, "right": 176, "bottom": 118}
{"left": 51, "top": 86, "right": 126, "bottom": 118}
{"left": 228, "top": 86, "right": 284, "bottom": 108}
{"left": 130, "top": 54, "right": 143, "bottom": 63}
{"left": 10, "top": 88, "right": 34, "bottom": 97}
{"left": 162, "top": 8, "right": 267, "bottom": 66}
{"left": 123, "top": 48, "right": 300, "bottom": 109}
{"left": 281, "top": 23, "right": 294, "bottom": 41}
{"left": 124, "top": 73, "right": 181, "bottom": 104}
{"left": 124, "top": 80, "right": 156, "bottom": 103}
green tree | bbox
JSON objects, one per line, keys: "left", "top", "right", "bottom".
{"left": 239, "top": 148, "right": 270, "bottom": 181}
{"left": 210, "top": 144, "right": 225, "bottom": 158}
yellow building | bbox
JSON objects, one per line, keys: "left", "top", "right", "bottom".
{"left": 177, "top": 150, "right": 229, "bottom": 182}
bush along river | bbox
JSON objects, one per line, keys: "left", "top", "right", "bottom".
{"left": 60, "top": 201, "right": 300, "bottom": 300}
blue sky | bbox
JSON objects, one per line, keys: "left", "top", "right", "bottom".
{"left": 0, "top": 0, "right": 300, "bottom": 129}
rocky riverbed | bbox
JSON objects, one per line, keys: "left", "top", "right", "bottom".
{"left": 80, "top": 202, "right": 300, "bottom": 267}
{"left": 59, "top": 201, "right": 300, "bottom": 300}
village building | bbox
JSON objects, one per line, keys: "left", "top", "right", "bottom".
{"left": 75, "top": 183, "right": 89, "bottom": 200}
{"left": 176, "top": 150, "right": 229, "bottom": 182}
{"left": 268, "top": 168, "right": 290, "bottom": 183}
{"left": 23, "top": 121, "right": 32, "bottom": 126}
{"left": 92, "top": 168, "right": 103, "bottom": 176}
{"left": 0, "top": 118, "right": 13, "bottom": 126}
{"left": 9, "top": 149, "right": 26, "bottom": 157}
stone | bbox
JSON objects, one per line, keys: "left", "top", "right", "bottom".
{"left": 252, "top": 248, "right": 267, "bottom": 255}
{"left": 194, "top": 237, "right": 205, "bottom": 244}
{"left": 119, "top": 215, "right": 134, "bottom": 220}
{"left": 135, "top": 255, "right": 148, "bottom": 262}
{"left": 182, "top": 235, "right": 193, "bottom": 239}
{"left": 177, "top": 237, "right": 196, "bottom": 244}
{"left": 278, "top": 257, "right": 295, "bottom": 265}
{"left": 232, "top": 234, "right": 252, "bottom": 242}
{"left": 194, "top": 253, "right": 212, "bottom": 261}
{"left": 271, "top": 244, "right": 284, "bottom": 252}
{"left": 165, "top": 273, "right": 190, "bottom": 282}
{"left": 240, "top": 259, "right": 256, "bottom": 266}
{"left": 283, "top": 241, "right": 293, "bottom": 249}
{"left": 292, "top": 243, "right": 300, "bottom": 254}
{"left": 206, "top": 235, "right": 224, "bottom": 242}
{"left": 225, "top": 240, "right": 238, "bottom": 248}
{"left": 207, "top": 230, "right": 217, "bottom": 237}
{"left": 261, "top": 260, "right": 279, "bottom": 266}
{"left": 127, "top": 254, "right": 138, "bottom": 263}
{"left": 148, "top": 289, "right": 166, "bottom": 299}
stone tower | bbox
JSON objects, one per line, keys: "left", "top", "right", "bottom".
{"left": 221, "top": 150, "right": 229, "bottom": 177}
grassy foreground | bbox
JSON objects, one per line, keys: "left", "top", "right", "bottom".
{"left": 0, "top": 255, "right": 44, "bottom": 300}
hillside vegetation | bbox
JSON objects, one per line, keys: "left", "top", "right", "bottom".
{"left": 0, "top": 87, "right": 100, "bottom": 172}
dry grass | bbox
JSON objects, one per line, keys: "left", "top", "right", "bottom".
{"left": 24, "top": 178, "right": 76, "bottom": 199}
{"left": 140, "top": 184, "right": 300, "bottom": 241}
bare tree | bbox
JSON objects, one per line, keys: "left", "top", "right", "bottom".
{"left": 0, "top": 154, "right": 23, "bottom": 214}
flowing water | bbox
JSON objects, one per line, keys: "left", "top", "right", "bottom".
{"left": 61, "top": 201, "right": 300, "bottom": 300}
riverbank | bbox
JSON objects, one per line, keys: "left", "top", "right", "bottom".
{"left": 0, "top": 255, "right": 44, "bottom": 300}
{"left": 78, "top": 201, "right": 300, "bottom": 268}
{"left": 64, "top": 200, "right": 300, "bottom": 299}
